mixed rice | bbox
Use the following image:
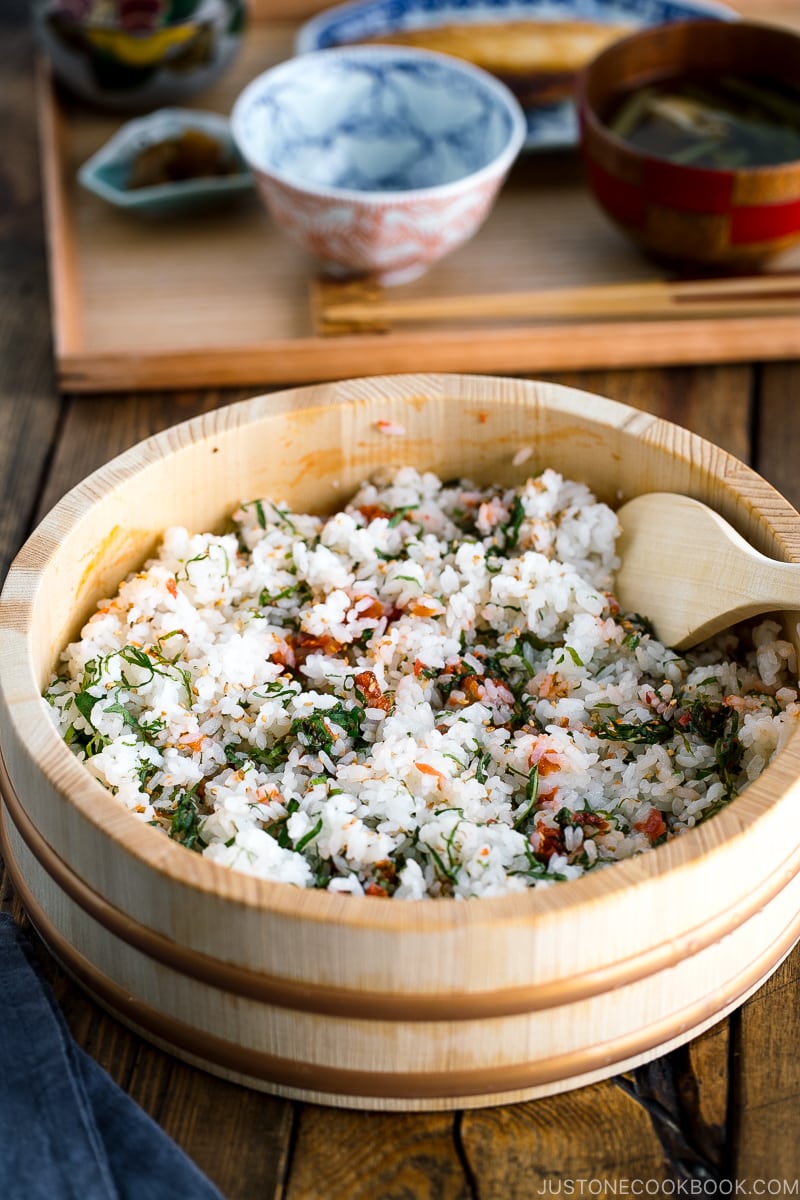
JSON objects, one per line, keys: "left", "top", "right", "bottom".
{"left": 46, "top": 467, "right": 800, "bottom": 898}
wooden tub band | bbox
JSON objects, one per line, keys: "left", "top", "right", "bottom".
{"left": 4, "top": 806, "right": 800, "bottom": 1100}
{"left": 3, "top": 746, "right": 800, "bottom": 1023}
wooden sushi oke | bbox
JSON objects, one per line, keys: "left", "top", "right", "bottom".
{"left": 1, "top": 373, "right": 800, "bottom": 1111}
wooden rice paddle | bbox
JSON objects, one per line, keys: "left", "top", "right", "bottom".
{"left": 614, "top": 492, "right": 800, "bottom": 650}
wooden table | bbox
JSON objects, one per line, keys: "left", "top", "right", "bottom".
{"left": 2, "top": 2, "right": 799, "bottom": 1195}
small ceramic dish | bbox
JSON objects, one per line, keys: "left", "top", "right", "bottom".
{"left": 295, "top": 0, "right": 737, "bottom": 152}
{"left": 34, "top": 0, "right": 247, "bottom": 113}
{"left": 230, "top": 45, "right": 526, "bottom": 284}
{"left": 78, "top": 107, "right": 252, "bottom": 216}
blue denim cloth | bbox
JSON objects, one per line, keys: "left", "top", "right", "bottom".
{"left": 0, "top": 913, "right": 224, "bottom": 1200}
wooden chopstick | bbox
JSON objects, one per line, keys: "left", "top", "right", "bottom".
{"left": 317, "top": 273, "right": 800, "bottom": 329}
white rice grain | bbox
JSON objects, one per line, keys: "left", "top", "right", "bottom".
{"left": 45, "top": 467, "right": 800, "bottom": 899}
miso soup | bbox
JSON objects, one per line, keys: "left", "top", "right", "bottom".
{"left": 606, "top": 73, "right": 800, "bottom": 169}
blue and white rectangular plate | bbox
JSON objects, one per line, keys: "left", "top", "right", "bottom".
{"left": 295, "top": 0, "right": 738, "bottom": 151}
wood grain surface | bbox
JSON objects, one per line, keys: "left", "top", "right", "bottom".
{"left": 1, "top": 1, "right": 799, "bottom": 1197}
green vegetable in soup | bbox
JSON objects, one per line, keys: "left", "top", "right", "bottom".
{"left": 606, "top": 73, "right": 800, "bottom": 169}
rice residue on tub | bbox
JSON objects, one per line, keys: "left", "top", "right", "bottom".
{"left": 46, "top": 467, "right": 800, "bottom": 899}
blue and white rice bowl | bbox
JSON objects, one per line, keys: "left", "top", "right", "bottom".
{"left": 230, "top": 46, "right": 527, "bottom": 285}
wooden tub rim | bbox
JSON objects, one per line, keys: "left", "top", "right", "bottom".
{"left": 5, "top": 812, "right": 800, "bottom": 1102}
{"left": 2, "top": 371, "right": 800, "bottom": 935}
{"left": 3, "top": 744, "right": 800, "bottom": 1019}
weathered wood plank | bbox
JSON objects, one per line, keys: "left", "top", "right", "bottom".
{"left": 459, "top": 1024, "right": 728, "bottom": 1200}
{"left": 0, "top": 0, "right": 68, "bottom": 973}
{"left": 283, "top": 1106, "right": 473, "bottom": 1200}
{"left": 755, "top": 362, "right": 800, "bottom": 512}
{"left": 460, "top": 1078, "right": 670, "bottom": 1196}
{"left": 731, "top": 941, "right": 800, "bottom": 1181}
{"left": 681, "top": 1022, "right": 730, "bottom": 1170}
{"left": 619, "top": 1046, "right": 727, "bottom": 1182}
{"left": 0, "top": 5, "right": 63, "bottom": 583}
{"left": 714, "top": 358, "right": 800, "bottom": 1183}
{"left": 128, "top": 1050, "right": 295, "bottom": 1200}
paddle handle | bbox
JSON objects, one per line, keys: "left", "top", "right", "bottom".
{"left": 615, "top": 493, "right": 800, "bottom": 649}
{"left": 669, "top": 553, "right": 800, "bottom": 650}
{"left": 752, "top": 555, "right": 800, "bottom": 615}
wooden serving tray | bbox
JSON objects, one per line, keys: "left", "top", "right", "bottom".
{"left": 37, "top": 0, "right": 800, "bottom": 393}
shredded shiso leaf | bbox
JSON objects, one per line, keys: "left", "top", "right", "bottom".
{"left": 46, "top": 468, "right": 800, "bottom": 899}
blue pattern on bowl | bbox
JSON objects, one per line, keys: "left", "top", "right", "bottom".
{"left": 230, "top": 46, "right": 526, "bottom": 283}
{"left": 296, "top": 0, "right": 737, "bottom": 151}
{"left": 236, "top": 54, "right": 518, "bottom": 194}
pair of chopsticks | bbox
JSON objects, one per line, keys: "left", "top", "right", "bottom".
{"left": 316, "top": 272, "right": 800, "bottom": 330}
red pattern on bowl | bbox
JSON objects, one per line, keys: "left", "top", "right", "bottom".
{"left": 251, "top": 170, "right": 503, "bottom": 286}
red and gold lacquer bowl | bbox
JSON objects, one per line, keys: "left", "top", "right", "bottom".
{"left": 577, "top": 19, "right": 800, "bottom": 266}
